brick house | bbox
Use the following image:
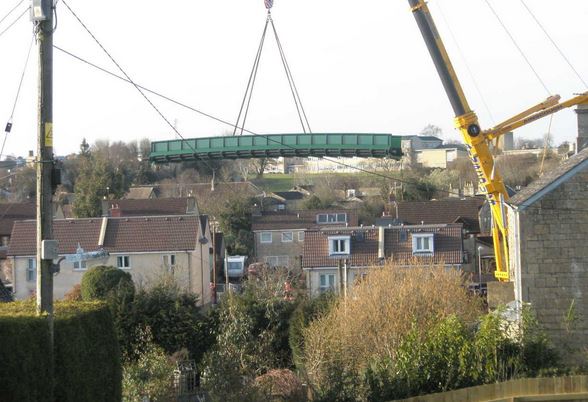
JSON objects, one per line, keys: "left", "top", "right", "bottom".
{"left": 378, "top": 198, "right": 489, "bottom": 277}
{"left": 252, "top": 210, "right": 358, "bottom": 268}
{"left": 7, "top": 215, "right": 213, "bottom": 305}
{"left": 506, "top": 147, "right": 588, "bottom": 358}
{"left": 303, "top": 223, "right": 464, "bottom": 296}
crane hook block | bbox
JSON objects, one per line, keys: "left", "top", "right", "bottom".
{"left": 264, "top": 0, "right": 273, "bottom": 9}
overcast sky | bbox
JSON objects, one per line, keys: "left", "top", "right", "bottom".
{"left": 0, "top": 0, "right": 586, "bottom": 158}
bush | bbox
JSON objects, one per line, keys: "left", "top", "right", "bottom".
{"left": 81, "top": 265, "right": 135, "bottom": 301}
{"left": 289, "top": 292, "right": 335, "bottom": 369}
{"left": 0, "top": 301, "right": 122, "bottom": 402}
{"left": 116, "top": 276, "right": 211, "bottom": 363}
{"left": 122, "top": 327, "right": 176, "bottom": 402}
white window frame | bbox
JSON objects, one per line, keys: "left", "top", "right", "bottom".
{"left": 163, "top": 254, "right": 177, "bottom": 269}
{"left": 260, "top": 232, "right": 272, "bottom": 243}
{"left": 265, "top": 255, "right": 289, "bottom": 268}
{"left": 117, "top": 255, "right": 131, "bottom": 269}
{"left": 319, "top": 273, "right": 336, "bottom": 293}
{"left": 73, "top": 260, "right": 87, "bottom": 271}
{"left": 281, "top": 231, "right": 293, "bottom": 243}
{"left": 298, "top": 231, "right": 305, "bottom": 242}
{"left": 26, "top": 258, "right": 36, "bottom": 282}
{"left": 412, "top": 233, "right": 434, "bottom": 254}
{"left": 328, "top": 235, "right": 351, "bottom": 256}
{"left": 317, "top": 213, "right": 347, "bottom": 224}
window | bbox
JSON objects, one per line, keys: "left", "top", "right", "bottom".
{"left": 163, "top": 254, "right": 176, "bottom": 269}
{"left": 73, "top": 260, "right": 87, "bottom": 270}
{"left": 26, "top": 258, "right": 36, "bottom": 282}
{"left": 298, "top": 231, "right": 305, "bottom": 242}
{"left": 277, "top": 204, "right": 286, "bottom": 210}
{"left": 328, "top": 236, "right": 350, "bottom": 256}
{"left": 117, "top": 255, "right": 131, "bottom": 269}
{"left": 319, "top": 274, "right": 335, "bottom": 293}
{"left": 399, "top": 230, "right": 408, "bottom": 242}
{"left": 316, "top": 213, "right": 347, "bottom": 224}
{"left": 281, "top": 232, "right": 293, "bottom": 242}
{"left": 1, "top": 236, "right": 9, "bottom": 247}
{"left": 412, "top": 233, "right": 434, "bottom": 254}
{"left": 260, "top": 232, "right": 272, "bottom": 243}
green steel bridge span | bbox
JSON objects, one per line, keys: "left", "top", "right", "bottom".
{"left": 149, "top": 133, "right": 404, "bottom": 163}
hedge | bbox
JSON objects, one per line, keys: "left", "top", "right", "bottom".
{"left": 0, "top": 301, "right": 122, "bottom": 402}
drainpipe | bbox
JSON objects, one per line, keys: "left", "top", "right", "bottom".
{"left": 378, "top": 226, "right": 385, "bottom": 260}
{"left": 185, "top": 250, "right": 192, "bottom": 294}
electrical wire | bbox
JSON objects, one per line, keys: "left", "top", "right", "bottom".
{"left": 518, "top": 0, "right": 588, "bottom": 90}
{"left": 0, "top": 0, "right": 24, "bottom": 26}
{"left": 54, "top": 44, "right": 586, "bottom": 215}
{"left": 0, "top": 6, "right": 28, "bottom": 39}
{"left": 60, "top": 0, "right": 217, "bottom": 172}
{"left": 482, "top": 0, "right": 551, "bottom": 95}
{"left": 2, "top": 34, "right": 35, "bottom": 160}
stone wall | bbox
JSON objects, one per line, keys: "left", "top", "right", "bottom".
{"left": 517, "top": 170, "right": 588, "bottom": 359}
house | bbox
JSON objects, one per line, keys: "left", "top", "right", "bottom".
{"left": 414, "top": 144, "right": 468, "bottom": 169}
{"left": 506, "top": 147, "right": 588, "bottom": 360}
{"left": 101, "top": 197, "right": 198, "bottom": 217}
{"left": 7, "top": 215, "right": 213, "bottom": 305}
{"left": 252, "top": 209, "right": 358, "bottom": 268}
{"left": 378, "top": 197, "right": 488, "bottom": 276}
{"left": 303, "top": 223, "right": 464, "bottom": 296}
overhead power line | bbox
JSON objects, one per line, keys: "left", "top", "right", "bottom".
{"left": 2, "top": 34, "right": 35, "bottom": 160}
{"left": 482, "top": 0, "right": 551, "bottom": 96}
{"left": 0, "top": 6, "right": 28, "bottom": 39}
{"left": 55, "top": 44, "right": 588, "bottom": 216}
{"left": 518, "top": 0, "right": 588, "bottom": 90}
{"left": 60, "top": 0, "right": 216, "bottom": 172}
{"left": 0, "top": 0, "right": 24, "bottom": 26}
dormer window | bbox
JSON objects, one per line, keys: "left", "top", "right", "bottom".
{"left": 329, "top": 235, "right": 351, "bottom": 256}
{"left": 317, "top": 213, "right": 347, "bottom": 224}
{"left": 412, "top": 233, "right": 434, "bottom": 254}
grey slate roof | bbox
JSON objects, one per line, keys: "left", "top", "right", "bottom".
{"left": 508, "top": 148, "right": 588, "bottom": 208}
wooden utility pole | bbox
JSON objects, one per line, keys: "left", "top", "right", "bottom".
{"left": 35, "top": 0, "right": 55, "bottom": 334}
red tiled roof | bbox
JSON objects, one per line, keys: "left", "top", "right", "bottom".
{"left": 104, "top": 197, "right": 197, "bottom": 217}
{"left": 382, "top": 198, "right": 484, "bottom": 233}
{"left": 7, "top": 215, "right": 202, "bottom": 256}
{"left": 302, "top": 223, "right": 463, "bottom": 268}
{"left": 252, "top": 210, "right": 359, "bottom": 231}
{"left": 0, "top": 203, "right": 36, "bottom": 237}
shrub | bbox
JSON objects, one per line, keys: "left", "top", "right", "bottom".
{"left": 289, "top": 292, "right": 335, "bottom": 369}
{"left": 63, "top": 284, "right": 82, "bottom": 301}
{"left": 122, "top": 327, "right": 176, "bottom": 402}
{"left": 254, "top": 369, "right": 306, "bottom": 402}
{"left": 0, "top": 301, "right": 122, "bottom": 402}
{"left": 81, "top": 265, "right": 135, "bottom": 301}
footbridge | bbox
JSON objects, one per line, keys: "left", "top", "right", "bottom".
{"left": 149, "top": 133, "right": 404, "bottom": 162}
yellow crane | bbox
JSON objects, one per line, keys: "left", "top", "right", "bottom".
{"left": 407, "top": 0, "right": 588, "bottom": 281}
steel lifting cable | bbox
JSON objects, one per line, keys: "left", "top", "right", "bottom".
{"left": 269, "top": 14, "right": 312, "bottom": 133}
{"left": 483, "top": 0, "right": 551, "bottom": 96}
{"left": 233, "top": 14, "right": 270, "bottom": 135}
{"left": 2, "top": 34, "right": 35, "bottom": 160}
{"left": 518, "top": 0, "right": 587, "bottom": 90}
{"left": 234, "top": 1, "right": 311, "bottom": 135}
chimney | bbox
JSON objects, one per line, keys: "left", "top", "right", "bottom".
{"left": 576, "top": 104, "right": 588, "bottom": 153}
{"left": 110, "top": 203, "right": 121, "bottom": 217}
{"left": 378, "top": 226, "right": 385, "bottom": 260}
{"left": 98, "top": 217, "right": 108, "bottom": 246}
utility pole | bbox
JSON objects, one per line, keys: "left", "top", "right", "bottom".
{"left": 34, "top": 0, "right": 55, "bottom": 336}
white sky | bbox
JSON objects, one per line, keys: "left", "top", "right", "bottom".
{"left": 0, "top": 0, "right": 586, "bottom": 158}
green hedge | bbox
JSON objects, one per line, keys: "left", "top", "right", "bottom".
{"left": 0, "top": 301, "right": 122, "bottom": 402}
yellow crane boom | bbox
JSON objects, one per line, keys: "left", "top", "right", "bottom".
{"left": 407, "top": 0, "right": 588, "bottom": 280}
